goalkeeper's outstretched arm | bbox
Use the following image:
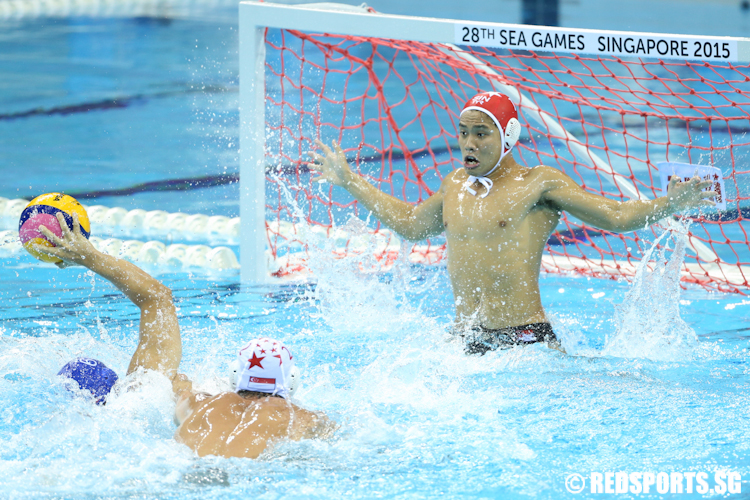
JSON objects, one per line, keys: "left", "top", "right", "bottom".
{"left": 539, "top": 166, "right": 717, "bottom": 232}
{"left": 309, "top": 140, "right": 444, "bottom": 241}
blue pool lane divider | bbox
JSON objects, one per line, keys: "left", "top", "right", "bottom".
{"left": 85, "top": 205, "right": 241, "bottom": 237}
{"left": 0, "top": 196, "right": 430, "bottom": 277}
{"left": 0, "top": 0, "right": 238, "bottom": 20}
{"left": 12, "top": 195, "right": 730, "bottom": 284}
{"left": 0, "top": 228, "right": 240, "bottom": 270}
{"left": 0, "top": 197, "right": 240, "bottom": 270}
{"left": 0, "top": 197, "right": 240, "bottom": 237}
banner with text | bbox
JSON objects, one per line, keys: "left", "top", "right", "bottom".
{"left": 454, "top": 23, "right": 739, "bottom": 62}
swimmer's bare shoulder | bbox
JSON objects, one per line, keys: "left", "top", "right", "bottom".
{"left": 173, "top": 381, "right": 335, "bottom": 458}
{"left": 528, "top": 164, "right": 573, "bottom": 202}
{"left": 437, "top": 169, "right": 473, "bottom": 204}
{"left": 441, "top": 167, "right": 465, "bottom": 191}
{"left": 532, "top": 163, "right": 576, "bottom": 184}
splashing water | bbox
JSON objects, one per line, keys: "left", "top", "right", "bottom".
{"left": 272, "top": 174, "right": 442, "bottom": 336}
{"left": 3, "top": 206, "right": 750, "bottom": 499}
{"left": 603, "top": 218, "right": 698, "bottom": 361}
{"left": 270, "top": 177, "right": 486, "bottom": 414}
{"left": 0, "top": 230, "right": 22, "bottom": 258}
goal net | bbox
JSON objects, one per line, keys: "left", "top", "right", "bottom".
{"left": 244, "top": 2, "right": 750, "bottom": 293}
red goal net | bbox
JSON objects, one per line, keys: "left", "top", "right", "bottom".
{"left": 262, "top": 25, "right": 750, "bottom": 293}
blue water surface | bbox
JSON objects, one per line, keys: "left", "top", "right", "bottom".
{"left": 1, "top": 8, "right": 749, "bottom": 500}
{"left": 1, "top": 250, "right": 749, "bottom": 499}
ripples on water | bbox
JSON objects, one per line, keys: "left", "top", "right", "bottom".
{"left": 1, "top": 216, "right": 748, "bottom": 499}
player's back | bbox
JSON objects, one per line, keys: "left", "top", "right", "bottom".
{"left": 175, "top": 391, "right": 330, "bottom": 458}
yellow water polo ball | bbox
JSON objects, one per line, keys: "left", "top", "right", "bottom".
{"left": 18, "top": 193, "right": 91, "bottom": 263}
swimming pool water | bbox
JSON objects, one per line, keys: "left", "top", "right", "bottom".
{"left": 2, "top": 233, "right": 750, "bottom": 499}
{"left": 0, "top": 14, "right": 240, "bottom": 215}
{"left": 1, "top": 7, "right": 750, "bottom": 500}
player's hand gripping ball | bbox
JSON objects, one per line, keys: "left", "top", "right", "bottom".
{"left": 18, "top": 193, "right": 90, "bottom": 263}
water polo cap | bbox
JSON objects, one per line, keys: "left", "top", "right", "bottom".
{"left": 460, "top": 92, "right": 521, "bottom": 198}
{"left": 231, "top": 338, "right": 299, "bottom": 399}
{"left": 58, "top": 358, "right": 118, "bottom": 405}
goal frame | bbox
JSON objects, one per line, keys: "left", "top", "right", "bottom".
{"left": 238, "top": 0, "right": 750, "bottom": 282}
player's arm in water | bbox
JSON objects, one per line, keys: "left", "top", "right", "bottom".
{"left": 35, "top": 213, "right": 182, "bottom": 379}
{"left": 538, "top": 166, "right": 717, "bottom": 231}
{"left": 308, "top": 140, "right": 444, "bottom": 241}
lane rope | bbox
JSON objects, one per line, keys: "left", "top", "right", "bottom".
{"left": 0, "top": 0, "right": 237, "bottom": 21}
{"left": 0, "top": 196, "right": 446, "bottom": 276}
{"left": 0, "top": 197, "right": 240, "bottom": 270}
{"left": 0, "top": 229, "right": 239, "bottom": 270}
{"left": 0, "top": 197, "right": 240, "bottom": 237}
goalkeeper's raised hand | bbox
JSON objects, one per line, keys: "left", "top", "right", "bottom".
{"left": 308, "top": 140, "right": 356, "bottom": 187}
{"left": 666, "top": 175, "right": 718, "bottom": 212}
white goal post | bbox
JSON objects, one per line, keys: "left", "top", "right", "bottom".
{"left": 238, "top": 1, "right": 750, "bottom": 282}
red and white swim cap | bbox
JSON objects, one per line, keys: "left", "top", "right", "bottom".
{"left": 233, "top": 337, "right": 299, "bottom": 399}
{"left": 460, "top": 92, "right": 521, "bottom": 156}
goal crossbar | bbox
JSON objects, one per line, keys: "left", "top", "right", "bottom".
{"left": 239, "top": 1, "right": 750, "bottom": 284}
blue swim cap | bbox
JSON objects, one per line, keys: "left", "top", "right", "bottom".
{"left": 58, "top": 358, "right": 118, "bottom": 405}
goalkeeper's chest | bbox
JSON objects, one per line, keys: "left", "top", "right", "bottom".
{"left": 442, "top": 182, "right": 543, "bottom": 237}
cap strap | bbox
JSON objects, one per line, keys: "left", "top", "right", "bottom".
{"left": 464, "top": 175, "right": 494, "bottom": 199}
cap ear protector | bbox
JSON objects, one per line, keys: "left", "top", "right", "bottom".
{"left": 229, "top": 364, "right": 300, "bottom": 398}
{"left": 503, "top": 117, "right": 521, "bottom": 153}
{"left": 229, "top": 366, "right": 238, "bottom": 392}
{"left": 288, "top": 366, "right": 300, "bottom": 397}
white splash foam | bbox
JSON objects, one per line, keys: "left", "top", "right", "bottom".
{"left": 603, "top": 218, "right": 698, "bottom": 361}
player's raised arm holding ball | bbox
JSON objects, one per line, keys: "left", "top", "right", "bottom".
{"left": 29, "top": 203, "right": 334, "bottom": 458}
{"left": 35, "top": 209, "right": 182, "bottom": 382}
{"left": 18, "top": 193, "right": 180, "bottom": 398}
{"left": 309, "top": 92, "right": 716, "bottom": 355}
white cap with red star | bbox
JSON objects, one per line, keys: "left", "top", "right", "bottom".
{"left": 232, "top": 337, "right": 299, "bottom": 399}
